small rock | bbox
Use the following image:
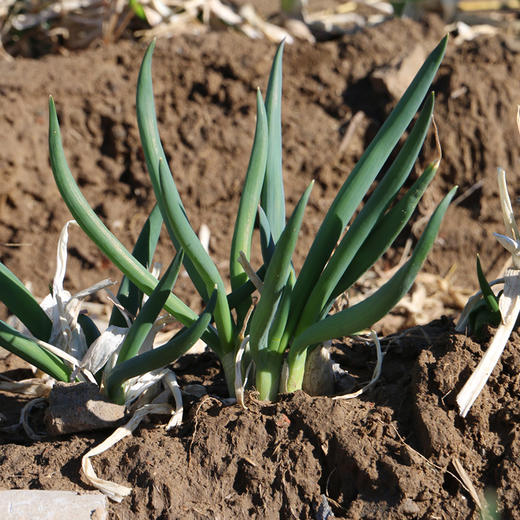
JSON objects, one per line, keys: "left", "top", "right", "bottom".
{"left": 44, "top": 381, "right": 126, "bottom": 435}
{"left": 0, "top": 490, "right": 107, "bottom": 520}
{"left": 183, "top": 384, "right": 207, "bottom": 398}
{"left": 401, "top": 497, "right": 420, "bottom": 516}
{"left": 371, "top": 46, "right": 427, "bottom": 100}
{"left": 315, "top": 494, "right": 335, "bottom": 520}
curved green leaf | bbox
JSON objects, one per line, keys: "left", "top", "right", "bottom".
{"left": 296, "top": 93, "right": 435, "bottom": 330}
{"left": 289, "top": 186, "right": 457, "bottom": 362}
{"left": 129, "top": 0, "right": 146, "bottom": 19}
{"left": 476, "top": 254, "right": 500, "bottom": 313}
{"left": 250, "top": 181, "right": 313, "bottom": 354}
{"left": 77, "top": 313, "right": 101, "bottom": 347}
{"left": 285, "top": 36, "right": 448, "bottom": 348}
{"left": 157, "top": 159, "right": 235, "bottom": 354}
{"left": 0, "top": 320, "right": 70, "bottom": 381}
{"left": 48, "top": 97, "right": 205, "bottom": 333}
{"left": 116, "top": 250, "right": 183, "bottom": 365}
{"left": 468, "top": 301, "right": 501, "bottom": 335}
{"left": 258, "top": 204, "right": 275, "bottom": 266}
{"left": 0, "top": 262, "right": 52, "bottom": 341}
{"left": 230, "top": 89, "right": 268, "bottom": 292}
{"left": 261, "top": 40, "right": 285, "bottom": 243}
{"left": 326, "top": 159, "right": 439, "bottom": 308}
{"left": 109, "top": 203, "right": 163, "bottom": 327}
{"left": 268, "top": 274, "right": 293, "bottom": 354}
{"left": 106, "top": 290, "right": 217, "bottom": 404}
{"left": 227, "top": 264, "right": 266, "bottom": 310}
{"left": 251, "top": 183, "right": 312, "bottom": 400}
{"left": 136, "top": 39, "right": 209, "bottom": 301}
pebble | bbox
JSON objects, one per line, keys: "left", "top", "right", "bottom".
{"left": 401, "top": 497, "right": 420, "bottom": 516}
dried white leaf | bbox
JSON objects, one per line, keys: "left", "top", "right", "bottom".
{"left": 72, "top": 279, "right": 115, "bottom": 301}
{"left": 150, "top": 261, "right": 162, "bottom": 280}
{"left": 0, "top": 375, "right": 54, "bottom": 397}
{"left": 457, "top": 165, "right": 520, "bottom": 416}
{"left": 162, "top": 370, "right": 183, "bottom": 429}
{"left": 35, "top": 338, "right": 82, "bottom": 370}
{"left": 457, "top": 268, "right": 520, "bottom": 417}
{"left": 54, "top": 220, "right": 76, "bottom": 296}
{"left": 104, "top": 288, "right": 133, "bottom": 327}
{"left": 1, "top": 398, "right": 48, "bottom": 440}
{"left": 80, "top": 326, "right": 128, "bottom": 375}
{"left": 208, "top": 0, "right": 242, "bottom": 25}
{"left": 123, "top": 368, "right": 170, "bottom": 406}
{"left": 493, "top": 233, "right": 520, "bottom": 257}
{"left": 234, "top": 334, "right": 252, "bottom": 409}
{"left": 497, "top": 168, "right": 520, "bottom": 247}
{"left": 279, "top": 360, "right": 289, "bottom": 394}
{"left": 238, "top": 251, "right": 263, "bottom": 293}
{"left": 198, "top": 224, "right": 210, "bottom": 253}
{"left": 81, "top": 402, "right": 172, "bottom": 502}
{"left": 333, "top": 330, "right": 383, "bottom": 400}
{"left": 39, "top": 221, "right": 112, "bottom": 361}
{"left": 20, "top": 397, "right": 48, "bottom": 440}
{"left": 151, "top": 0, "right": 173, "bottom": 18}
{"left": 239, "top": 4, "right": 294, "bottom": 43}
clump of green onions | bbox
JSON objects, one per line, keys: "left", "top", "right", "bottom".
{"left": 0, "top": 35, "right": 455, "bottom": 402}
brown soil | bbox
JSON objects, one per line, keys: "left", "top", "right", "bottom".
{"left": 1, "top": 11, "right": 519, "bottom": 520}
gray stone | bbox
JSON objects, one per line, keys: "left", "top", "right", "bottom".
{"left": 401, "top": 497, "right": 421, "bottom": 516}
{"left": 0, "top": 490, "right": 107, "bottom": 520}
{"left": 371, "top": 46, "right": 427, "bottom": 100}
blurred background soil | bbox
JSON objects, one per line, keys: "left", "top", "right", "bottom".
{"left": 0, "top": 9, "right": 518, "bottom": 325}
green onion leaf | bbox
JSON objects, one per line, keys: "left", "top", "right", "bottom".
{"left": 251, "top": 182, "right": 313, "bottom": 400}
{"left": 257, "top": 205, "right": 275, "bottom": 266}
{"left": 326, "top": 159, "right": 439, "bottom": 308}
{"left": 109, "top": 203, "right": 163, "bottom": 327}
{"left": 285, "top": 36, "right": 448, "bottom": 346}
{"left": 0, "top": 320, "right": 70, "bottom": 381}
{"left": 287, "top": 186, "right": 457, "bottom": 391}
{"left": 136, "top": 40, "right": 210, "bottom": 302}
{"left": 106, "top": 289, "right": 217, "bottom": 404}
{"left": 157, "top": 159, "right": 235, "bottom": 354}
{"left": 297, "top": 93, "right": 435, "bottom": 330}
{"left": 476, "top": 254, "right": 500, "bottom": 314}
{"left": 250, "top": 182, "right": 313, "bottom": 353}
{"left": 77, "top": 313, "right": 101, "bottom": 347}
{"left": 48, "top": 97, "right": 205, "bottom": 333}
{"left": 261, "top": 40, "right": 286, "bottom": 243}
{"left": 116, "top": 250, "right": 183, "bottom": 365}
{"left": 0, "top": 262, "right": 52, "bottom": 341}
{"left": 227, "top": 264, "right": 266, "bottom": 310}
{"left": 230, "top": 89, "right": 268, "bottom": 292}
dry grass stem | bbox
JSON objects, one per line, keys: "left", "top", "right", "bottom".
{"left": 457, "top": 268, "right": 520, "bottom": 416}
{"left": 333, "top": 330, "right": 382, "bottom": 400}
{"left": 452, "top": 457, "right": 483, "bottom": 510}
{"left": 81, "top": 402, "right": 173, "bottom": 502}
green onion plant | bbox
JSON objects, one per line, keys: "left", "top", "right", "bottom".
{"left": 0, "top": 35, "right": 455, "bottom": 402}
{"left": 0, "top": 218, "right": 216, "bottom": 405}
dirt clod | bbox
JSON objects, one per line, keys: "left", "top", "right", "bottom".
{"left": 44, "top": 382, "right": 126, "bottom": 435}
